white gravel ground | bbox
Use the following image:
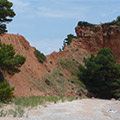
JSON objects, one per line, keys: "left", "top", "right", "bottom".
{"left": 0, "top": 99, "right": 120, "bottom": 120}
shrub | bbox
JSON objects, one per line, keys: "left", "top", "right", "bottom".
{"left": 34, "top": 49, "right": 46, "bottom": 64}
{"left": 0, "top": 80, "right": 14, "bottom": 102}
{"left": 103, "top": 16, "right": 120, "bottom": 26}
{"left": 79, "top": 48, "right": 120, "bottom": 99}
{"left": 58, "top": 59, "right": 79, "bottom": 75}
{"left": 45, "top": 68, "right": 66, "bottom": 94}
{"left": 78, "top": 21, "right": 95, "bottom": 27}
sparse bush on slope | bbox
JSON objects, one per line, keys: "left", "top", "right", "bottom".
{"left": 34, "top": 49, "right": 46, "bottom": 64}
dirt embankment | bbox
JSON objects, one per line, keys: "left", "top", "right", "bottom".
{"left": 0, "top": 33, "right": 88, "bottom": 97}
{"left": 0, "top": 23, "right": 120, "bottom": 97}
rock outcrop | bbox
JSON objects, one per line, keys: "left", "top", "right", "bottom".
{"left": 75, "top": 24, "right": 120, "bottom": 59}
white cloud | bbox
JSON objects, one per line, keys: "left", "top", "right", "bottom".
{"left": 30, "top": 38, "right": 63, "bottom": 55}
{"left": 9, "top": 0, "right": 30, "bottom": 13}
{"left": 36, "top": 6, "right": 89, "bottom": 18}
{"left": 9, "top": 0, "right": 89, "bottom": 19}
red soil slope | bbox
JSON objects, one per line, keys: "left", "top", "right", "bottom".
{"left": 0, "top": 23, "right": 120, "bottom": 97}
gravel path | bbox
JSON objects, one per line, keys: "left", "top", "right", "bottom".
{"left": 0, "top": 99, "right": 120, "bottom": 120}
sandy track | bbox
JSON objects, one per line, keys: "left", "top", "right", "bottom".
{"left": 0, "top": 99, "right": 120, "bottom": 120}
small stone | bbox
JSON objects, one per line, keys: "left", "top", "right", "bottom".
{"left": 92, "top": 97, "right": 95, "bottom": 99}
{"left": 111, "top": 98, "right": 116, "bottom": 101}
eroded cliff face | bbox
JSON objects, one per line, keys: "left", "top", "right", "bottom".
{"left": 0, "top": 34, "right": 88, "bottom": 97}
{"left": 75, "top": 24, "right": 120, "bottom": 59}
{"left": 0, "top": 23, "right": 120, "bottom": 97}
{"left": 0, "top": 34, "right": 47, "bottom": 97}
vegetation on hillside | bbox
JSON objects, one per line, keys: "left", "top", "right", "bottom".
{"left": 78, "top": 21, "right": 95, "bottom": 27}
{"left": 57, "top": 59, "right": 85, "bottom": 94}
{"left": 0, "top": 80, "right": 14, "bottom": 102}
{"left": 77, "top": 16, "right": 120, "bottom": 28}
{"left": 45, "top": 68, "right": 67, "bottom": 95}
{"left": 104, "top": 16, "right": 120, "bottom": 26}
{"left": 0, "top": 0, "right": 15, "bottom": 34}
{"left": 0, "top": 0, "right": 26, "bottom": 102}
{"left": 34, "top": 49, "right": 46, "bottom": 64}
{"left": 59, "top": 34, "right": 77, "bottom": 51}
{"left": 0, "top": 42, "right": 26, "bottom": 74}
{"left": 13, "top": 96, "right": 76, "bottom": 108}
{"left": 0, "top": 42, "right": 26, "bottom": 102}
{"left": 79, "top": 48, "right": 120, "bottom": 99}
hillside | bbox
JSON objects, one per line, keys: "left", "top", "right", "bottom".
{"left": 0, "top": 22, "right": 120, "bottom": 97}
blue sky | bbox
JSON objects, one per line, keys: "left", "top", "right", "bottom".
{"left": 8, "top": 0, "right": 120, "bottom": 55}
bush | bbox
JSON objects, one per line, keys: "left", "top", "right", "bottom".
{"left": 103, "top": 16, "right": 120, "bottom": 26}
{"left": 0, "top": 80, "right": 14, "bottom": 102}
{"left": 34, "top": 49, "right": 46, "bottom": 64}
{"left": 79, "top": 48, "right": 120, "bottom": 99}
{"left": 78, "top": 21, "right": 95, "bottom": 27}
{"left": 58, "top": 59, "right": 79, "bottom": 75}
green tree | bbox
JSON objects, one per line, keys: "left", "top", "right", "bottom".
{"left": 0, "top": 80, "right": 14, "bottom": 102}
{"left": 0, "top": 0, "right": 25, "bottom": 102}
{"left": 78, "top": 21, "right": 95, "bottom": 27}
{"left": 116, "top": 16, "right": 120, "bottom": 25}
{"left": 62, "top": 34, "right": 76, "bottom": 50}
{"left": 0, "top": 42, "right": 26, "bottom": 102}
{"left": 0, "top": 43, "right": 26, "bottom": 74}
{"left": 0, "top": 0, "right": 15, "bottom": 34}
{"left": 79, "top": 48, "right": 120, "bottom": 99}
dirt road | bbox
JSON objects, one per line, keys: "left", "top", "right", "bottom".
{"left": 0, "top": 99, "right": 120, "bottom": 120}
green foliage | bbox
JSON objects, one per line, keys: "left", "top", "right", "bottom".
{"left": 104, "top": 16, "right": 120, "bottom": 26}
{"left": 0, "top": 107, "right": 24, "bottom": 117}
{"left": 79, "top": 48, "right": 120, "bottom": 99}
{"left": 77, "top": 16, "right": 120, "bottom": 28}
{"left": 116, "top": 16, "right": 120, "bottom": 25}
{"left": 58, "top": 58, "right": 85, "bottom": 89}
{"left": 0, "top": 42, "right": 26, "bottom": 102}
{"left": 34, "top": 49, "right": 46, "bottom": 64}
{"left": 78, "top": 21, "right": 95, "bottom": 27}
{"left": 8, "top": 107, "right": 24, "bottom": 118}
{"left": 61, "top": 34, "right": 77, "bottom": 51}
{"left": 58, "top": 59, "right": 79, "bottom": 76}
{"left": 0, "top": 109, "right": 7, "bottom": 117}
{"left": 13, "top": 96, "right": 76, "bottom": 107}
{"left": 0, "top": 0, "right": 16, "bottom": 34}
{"left": 0, "top": 80, "right": 14, "bottom": 102}
{"left": 45, "top": 69, "right": 66, "bottom": 94}
{"left": 64, "top": 34, "right": 77, "bottom": 46}
{"left": 0, "top": 43, "right": 26, "bottom": 74}
{"left": 113, "top": 16, "right": 120, "bottom": 25}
